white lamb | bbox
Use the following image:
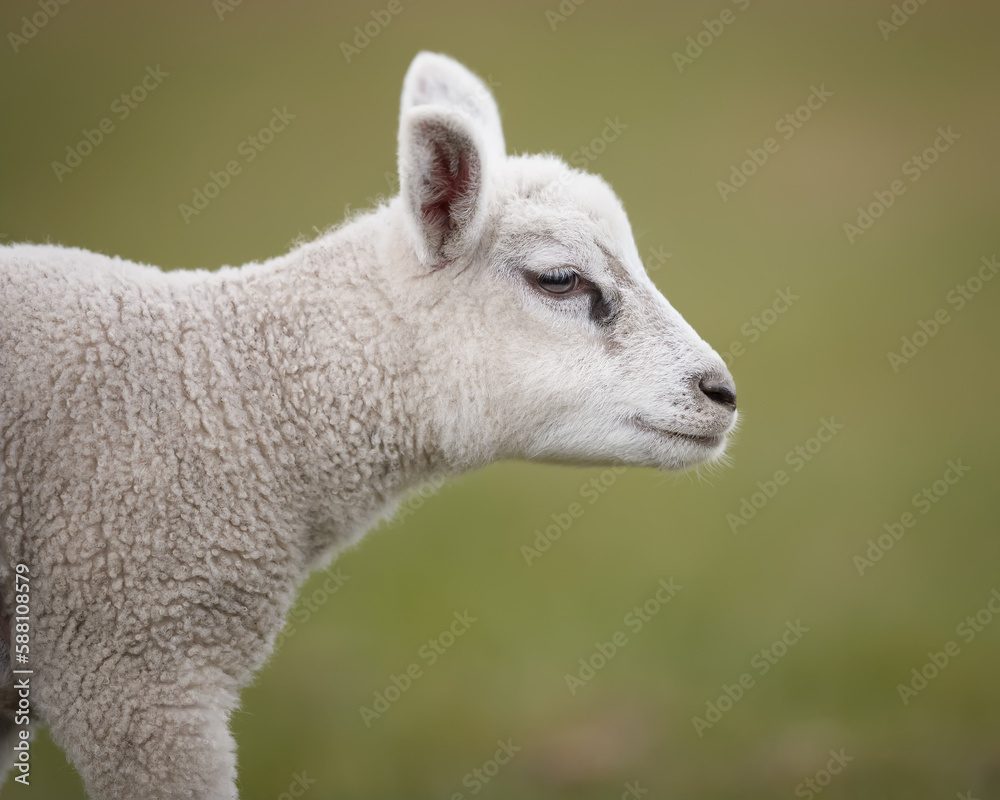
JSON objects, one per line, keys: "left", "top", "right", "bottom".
{"left": 0, "top": 53, "right": 737, "bottom": 799}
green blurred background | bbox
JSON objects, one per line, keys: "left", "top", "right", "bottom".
{"left": 3, "top": 1, "right": 999, "bottom": 798}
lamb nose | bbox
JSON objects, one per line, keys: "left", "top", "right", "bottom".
{"left": 699, "top": 373, "right": 737, "bottom": 409}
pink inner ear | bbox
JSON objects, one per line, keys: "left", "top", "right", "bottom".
{"left": 421, "top": 140, "right": 475, "bottom": 234}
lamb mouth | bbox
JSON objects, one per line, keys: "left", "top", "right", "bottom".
{"left": 631, "top": 417, "right": 725, "bottom": 448}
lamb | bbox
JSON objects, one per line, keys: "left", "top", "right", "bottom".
{"left": 0, "top": 52, "right": 737, "bottom": 799}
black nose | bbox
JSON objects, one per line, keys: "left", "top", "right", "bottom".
{"left": 699, "top": 373, "right": 737, "bottom": 409}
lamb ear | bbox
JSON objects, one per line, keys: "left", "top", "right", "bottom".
{"left": 400, "top": 52, "right": 505, "bottom": 159}
{"left": 398, "top": 107, "right": 488, "bottom": 266}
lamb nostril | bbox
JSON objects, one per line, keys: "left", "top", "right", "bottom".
{"left": 699, "top": 374, "right": 737, "bottom": 409}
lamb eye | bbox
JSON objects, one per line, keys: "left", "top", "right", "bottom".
{"left": 536, "top": 268, "right": 579, "bottom": 295}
